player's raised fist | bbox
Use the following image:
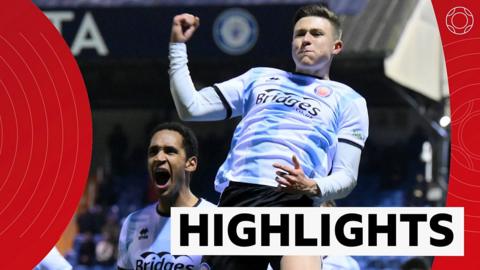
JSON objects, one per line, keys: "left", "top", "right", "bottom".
{"left": 170, "top": 13, "right": 200, "bottom": 43}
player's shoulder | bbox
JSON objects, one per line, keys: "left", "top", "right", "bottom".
{"left": 123, "top": 203, "right": 157, "bottom": 226}
{"left": 327, "top": 80, "right": 365, "bottom": 100}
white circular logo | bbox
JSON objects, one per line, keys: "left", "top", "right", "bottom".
{"left": 446, "top": 6, "right": 474, "bottom": 35}
{"left": 213, "top": 8, "right": 258, "bottom": 55}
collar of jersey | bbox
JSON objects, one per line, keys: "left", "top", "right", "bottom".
{"left": 291, "top": 71, "right": 326, "bottom": 80}
{"left": 156, "top": 198, "right": 202, "bottom": 217}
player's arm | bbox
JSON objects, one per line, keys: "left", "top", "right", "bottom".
{"left": 169, "top": 14, "right": 228, "bottom": 121}
{"left": 316, "top": 96, "right": 368, "bottom": 202}
{"left": 313, "top": 142, "right": 361, "bottom": 201}
{"left": 117, "top": 216, "right": 133, "bottom": 270}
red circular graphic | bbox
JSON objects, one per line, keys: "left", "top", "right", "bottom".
{"left": 0, "top": 1, "right": 92, "bottom": 268}
{"left": 446, "top": 6, "right": 474, "bottom": 35}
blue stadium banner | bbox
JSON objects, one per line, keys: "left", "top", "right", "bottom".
{"left": 41, "top": 6, "right": 305, "bottom": 61}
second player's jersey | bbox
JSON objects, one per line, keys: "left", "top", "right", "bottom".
{"left": 213, "top": 67, "right": 369, "bottom": 192}
{"left": 34, "top": 247, "right": 72, "bottom": 270}
{"left": 117, "top": 199, "right": 215, "bottom": 270}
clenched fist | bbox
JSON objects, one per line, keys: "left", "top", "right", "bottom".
{"left": 170, "top": 13, "right": 200, "bottom": 43}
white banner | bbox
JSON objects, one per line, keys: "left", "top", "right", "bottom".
{"left": 171, "top": 207, "right": 463, "bottom": 256}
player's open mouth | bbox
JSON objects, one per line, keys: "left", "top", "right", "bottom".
{"left": 154, "top": 168, "right": 171, "bottom": 187}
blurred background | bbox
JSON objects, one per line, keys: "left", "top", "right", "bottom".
{"left": 34, "top": 0, "right": 449, "bottom": 269}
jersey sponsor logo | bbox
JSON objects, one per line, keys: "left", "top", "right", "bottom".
{"left": 255, "top": 89, "right": 322, "bottom": 118}
{"left": 138, "top": 228, "right": 149, "bottom": 240}
{"left": 213, "top": 8, "right": 258, "bottom": 55}
{"left": 136, "top": 252, "right": 195, "bottom": 270}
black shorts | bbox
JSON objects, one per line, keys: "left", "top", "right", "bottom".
{"left": 201, "top": 182, "right": 314, "bottom": 270}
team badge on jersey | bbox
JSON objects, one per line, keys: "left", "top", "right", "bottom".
{"left": 138, "top": 228, "right": 149, "bottom": 240}
{"left": 315, "top": 86, "right": 332, "bottom": 97}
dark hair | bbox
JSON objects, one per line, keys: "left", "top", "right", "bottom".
{"left": 149, "top": 122, "right": 199, "bottom": 159}
{"left": 293, "top": 3, "right": 342, "bottom": 38}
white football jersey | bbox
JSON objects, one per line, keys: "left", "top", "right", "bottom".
{"left": 117, "top": 199, "right": 215, "bottom": 270}
{"left": 213, "top": 67, "right": 369, "bottom": 192}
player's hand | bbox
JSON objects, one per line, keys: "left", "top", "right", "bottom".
{"left": 170, "top": 13, "right": 200, "bottom": 43}
{"left": 273, "top": 155, "right": 321, "bottom": 196}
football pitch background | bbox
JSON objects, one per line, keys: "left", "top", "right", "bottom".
{"left": 0, "top": 0, "right": 480, "bottom": 268}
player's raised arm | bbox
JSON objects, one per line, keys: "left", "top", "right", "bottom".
{"left": 168, "top": 14, "right": 228, "bottom": 121}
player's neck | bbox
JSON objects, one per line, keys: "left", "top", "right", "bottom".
{"left": 174, "top": 189, "right": 199, "bottom": 208}
{"left": 295, "top": 66, "right": 330, "bottom": 80}
{"left": 157, "top": 189, "right": 198, "bottom": 215}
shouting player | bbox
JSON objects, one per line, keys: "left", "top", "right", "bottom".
{"left": 117, "top": 122, "right": 214, "bottom": 270}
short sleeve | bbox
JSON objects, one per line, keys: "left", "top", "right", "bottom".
{"left": 213, "top": 69, "right": 254, "bottom": 118}
{"left": 337, "top": 98, "right": 369, "bottom": 149}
